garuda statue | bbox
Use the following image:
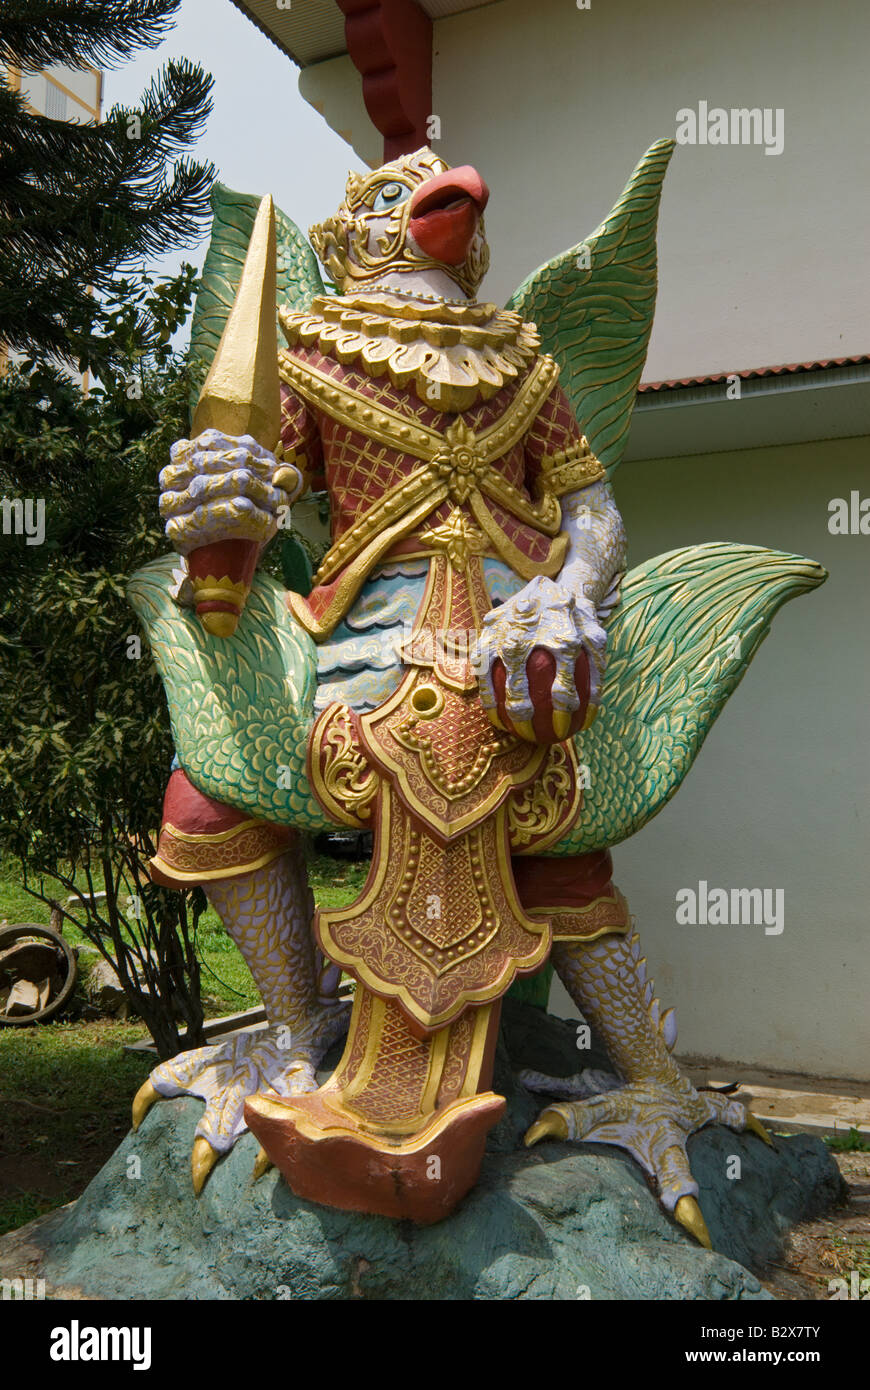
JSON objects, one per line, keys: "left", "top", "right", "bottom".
{"left": 129, "top": 140, "right": 825, "bottom": 1246}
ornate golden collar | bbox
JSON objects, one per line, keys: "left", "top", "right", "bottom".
{"left": 279, "top": 291, "right": 540, "bottom": 413}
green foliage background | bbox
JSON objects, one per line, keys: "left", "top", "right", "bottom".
{"left": 0, "top": 271, "right": 213, "bottom": 1055}
{"left": 0, "top": 357, "right": 185, "bottom": 870}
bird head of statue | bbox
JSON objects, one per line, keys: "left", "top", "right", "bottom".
{"left": 309, "top": 147, "right": 491, "bottom": 301}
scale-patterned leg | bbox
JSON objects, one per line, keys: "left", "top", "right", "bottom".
{"left": 133, "top": 842, "right": 349, "bottom": 1189}
{"left": 525, "top": 930, "right": 771, "bottom": 1246}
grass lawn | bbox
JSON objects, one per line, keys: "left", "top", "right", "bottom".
{"left": 0, "top": 851, "right": 367, "bottom": 1236}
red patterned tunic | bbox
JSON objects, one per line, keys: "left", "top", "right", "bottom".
{"left": 277, "top": 341, "right": 603, "bottom": 638}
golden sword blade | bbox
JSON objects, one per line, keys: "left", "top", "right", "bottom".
{"left": 188, "top": 195, "right": 282, "bottom": 637}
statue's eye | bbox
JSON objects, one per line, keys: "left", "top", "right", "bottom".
{"left": 372, "top": 182, "right": 410, "bottom": 213}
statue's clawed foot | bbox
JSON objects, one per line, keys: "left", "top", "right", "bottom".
{"left": 525, "top": 1077, "right": 772, "bottom": 1248}
{"left": 526, "top": 932, "right": 772, "bottom": 1247}
{"left": 132, "top": 1004, "right": 349, "bottom": 1192}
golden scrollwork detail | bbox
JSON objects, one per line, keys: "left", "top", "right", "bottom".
{"left": 309, "top": 703, "right": 381, "bottom": 828}
{"left": 277, "top": 350, "right": 560, "bottom": 478}
{"left": 507, "top": 740, "right": 583, "bottom": 852}
{"left": 316, "top": 792, "right": 552, "bottom": 1029}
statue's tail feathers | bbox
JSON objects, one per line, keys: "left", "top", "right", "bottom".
{"left": 127, "top": 555, "right": 328, "bottom": 830}
{"left": 562, "top": 542, "right": 826, "bottom": 852}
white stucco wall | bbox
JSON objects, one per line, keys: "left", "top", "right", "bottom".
{"left": 550, "top": 434, "right": 870, "bottom": 1080}
{"left": 298, "top": 56, "right": 381, "bottom": 170}
{"left": 432, "top": 0, "right": 870, "bottom": 380}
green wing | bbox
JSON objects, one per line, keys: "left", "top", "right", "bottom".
{"left": 187, "top": 182, "right": 328, "bottom": 419}
{"left": 550, "top": 543, "right": 826, "bottom": 854}
{"left": 506, "top": 139, "right": 674, "bottom": 477}
{"left": 127, "top": 557, "right": 332, "bottom": 831}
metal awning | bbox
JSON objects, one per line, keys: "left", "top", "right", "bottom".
{"left": 626, "top": 359, "right": 870, "bottom": 462}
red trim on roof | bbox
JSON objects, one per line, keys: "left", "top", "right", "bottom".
{"left": 639, "top": 354, "right": 870, "bottom": 393}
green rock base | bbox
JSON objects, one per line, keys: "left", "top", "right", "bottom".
{"left": 27, "top": 1004, "right": 844, "bottom": 1300}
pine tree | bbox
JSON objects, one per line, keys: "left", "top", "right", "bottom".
{"left": 0, "top": 0, "right": 215, "bottom": 366}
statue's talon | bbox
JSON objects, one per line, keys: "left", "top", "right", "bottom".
{"left": 134, "top": 1011, "right": 348, "bottom": 1164}
{"left": 192, "top": 1135, "right": 220, "bottom": 1194}
{"left": 252, "top": 1145, "right": 273, "bottom": 1182}
{"left": 524, "top": 1108, "right": 569, "bottom": 1147}
{"left": 742, "top": 1109, "right": 775, "bottom": 1147}
{"left": 131, "top": 1079, "right": 161, "bottom": 1131}
{"left": 512, "top": 718, "right": 537, "bottom": 743}
{"left": 484, "top": 707, "right": 508, "bottom": 732}
{"left": 674, "top": 1195, "right": 712, "bottom": 1249}
{"left": 525, "top": 1080, "right": 766, "bottom": 1248}
{"left": 551, "top": 709, "right": 572, "bottom": 741}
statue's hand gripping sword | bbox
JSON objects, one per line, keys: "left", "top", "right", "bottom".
{"left": 159, "top": 196, "right": 301, "bottom": 636}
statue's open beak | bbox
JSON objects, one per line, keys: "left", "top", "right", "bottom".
{"left": 409, "top": 165, "right": 490, "bottom": 266}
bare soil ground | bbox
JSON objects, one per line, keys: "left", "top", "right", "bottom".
{"left": 759, "top": 1151, "right": 870, "bottom": 1299}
